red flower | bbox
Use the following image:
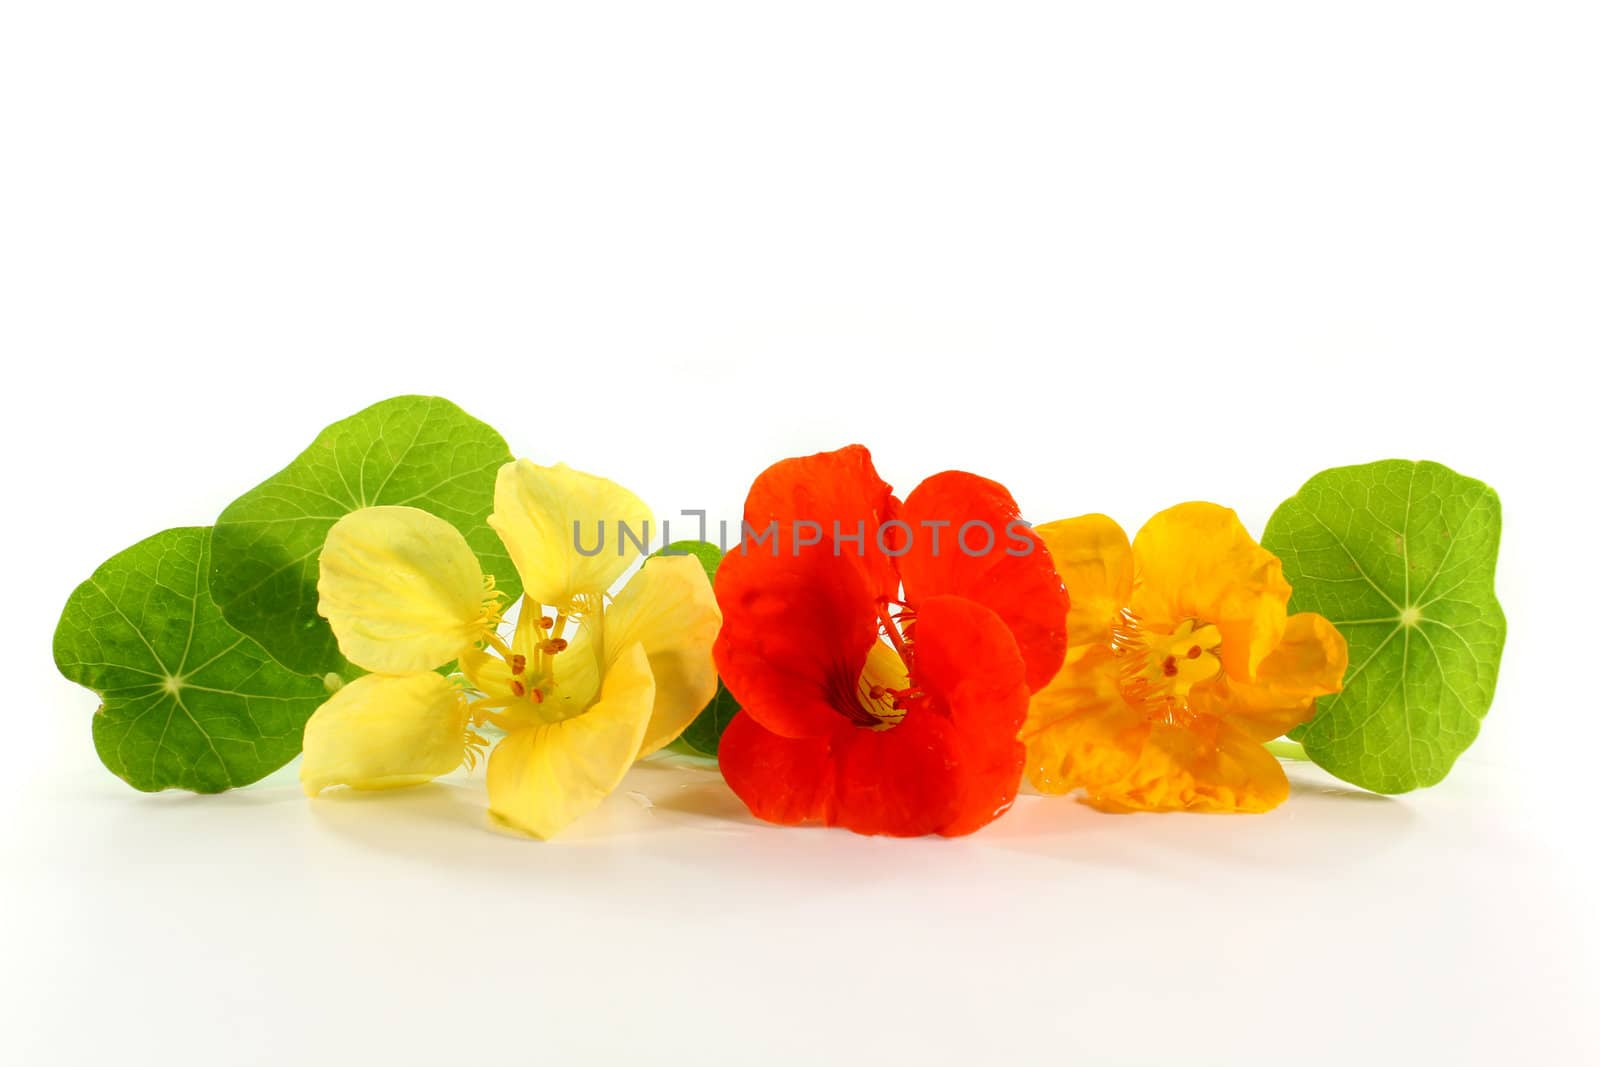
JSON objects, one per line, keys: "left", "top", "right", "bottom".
{"left": 713, "top": 445, "right": 1069, "bottom": 836}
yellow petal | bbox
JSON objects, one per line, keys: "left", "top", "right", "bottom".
{"left": 487, "top": 642, "right": 655, "bottom": 839}
{"left": 1083, "top": 719, "right": 1289, "bottom": 814}
{"left": 1021, "top": 644, "right": 1149, "bottom": 794}
{"left": 1191, "top": 612, "right": 1349, "bottom": 742}
{"left": 318, "top": 506, "right": 492, "bottom": 673}
{"left": 301, "top": 672, "right": 470, "bottom": 796}
{"left": 1034, "top": 514, "right": 1133, "bottom": 649}
{"left": 490, "top": 460, "right": 653, "bottom": 609}
{"left": 602, "top": 555, "right": 722, "bottom": 757}
{"left": 1129, "top": 502, "right": 1291, "bottom": 682}
{"left": 857, "top": 638, "right": 911, "bottom": 725}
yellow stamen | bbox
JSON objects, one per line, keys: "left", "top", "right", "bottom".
{"left": 484, "top": 630, "right": 516, "bottom": 662}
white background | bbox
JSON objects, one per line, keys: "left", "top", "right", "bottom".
{"left": 4, "top": 3, "right": 1596, "bottom": 1064}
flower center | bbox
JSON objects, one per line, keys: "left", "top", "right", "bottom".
{"left": 858, "top": 679, "right": 912, "bottom": 729}
{"left": 829, "top": 598, "right": 918, "bottom": 730}
{"left": 461, "top": 592, "right": 603, "bottom": 730}
{"left": 1110, "top": 609, "right": 1223, "bottom": 724}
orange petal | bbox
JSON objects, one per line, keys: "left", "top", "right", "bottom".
{"left": 1192, "top": 612, "right": 1349, "bottom": 742}
{"left": 1034, "top": 514, "right": 1134, "bottom": 650}
{"left": 1021, "top": 644, "right": 1149, "bottom": 795}
{"left": 1129, "top": 502, "right": 1291, "bottom": 682}
{"left": 1082, "top": 718, "right": 1290, "bottom": 814}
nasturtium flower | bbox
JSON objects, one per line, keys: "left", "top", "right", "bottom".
{"left": 1021, "top": 503, "right": 1348, "bottom": 813}
{"left": 713, "top": 445, "right": 1069, "bottom": 837}
{"left": 301, "top": 461, "right": 721, "bottom": 839}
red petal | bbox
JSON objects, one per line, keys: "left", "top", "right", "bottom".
{"left": 718, "top": 595, "right": 1031, "bottom": 838}
{"left": 741, "top": 444, "right": 902, "bottom": 602}
{"left": 909, "top": 594, "right": 1031, "bottom": 835}
{"left": 827, "top": 712, "right": 962, "bottom": 836}
{"left": 898, "top": 471, "right": 1069, "bottom": 692}
{"left": 714, "top": 530, "right": 879, "bottom": 739}
{"left": 719, "top": 704, "right": 962, "bottom": 837}
{"left": 718, "top": 711, "right": 835, "bottom": 825}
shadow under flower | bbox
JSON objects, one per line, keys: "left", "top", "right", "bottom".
{"left": 300, "top": 756, "right": 951, "bottom": 915}
{"left": 977, "top": 760, "right": 1419, "bottom": 874}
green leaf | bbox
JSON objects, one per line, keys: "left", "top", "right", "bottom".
{"left": 53, "top": 527, "right": 329, "bottom": 793}
{"left": 1261, "top": 459, "right": 1506, "bottom": 793}
{"left": 210, "top": 395, "right": 518, "bottom": 677}
{"left": 676, "top": 684, "right": 741, "bottom": 758}
{"left": 653, "top": 540, "right": 741, "bottom": 758}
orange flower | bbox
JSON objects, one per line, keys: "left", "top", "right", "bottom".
{"left": 1021, "top": 502, "right": 1348, "bottom": 813}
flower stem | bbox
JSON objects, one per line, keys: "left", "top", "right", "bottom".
{"left": 1265, "top": 739, "right": 1309, "bottom": 761}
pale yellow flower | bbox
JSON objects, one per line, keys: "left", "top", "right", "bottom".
{"left": 301, "top": 462, "right": 721, "bottom": 839}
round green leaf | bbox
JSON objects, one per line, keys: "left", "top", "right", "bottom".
{"left": 1262, "top": 459, "right": 1506, "bottom": 793}
{"left": 54, "top": 527, "right": 329, "bottom": 793}
{"left": 210, "top": 395, "right": 518, "bottom": 677}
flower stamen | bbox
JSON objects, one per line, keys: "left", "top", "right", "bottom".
{"left": 1112, "top": 609, "right": 1223, "bottom": 726}
{"left": 484, "top": 630, "right": 516, "bottom": 663}
{"left": 876, "top": 597, "right": 916, "bottom": 663}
